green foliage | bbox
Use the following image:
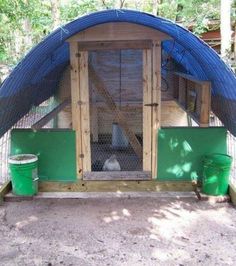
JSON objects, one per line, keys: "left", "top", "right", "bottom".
{"left": 0, "top": 0, "right": 224, "bottom": 66}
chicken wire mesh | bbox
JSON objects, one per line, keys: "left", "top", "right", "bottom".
{"left": 0, "top": 97, "right": 56, "bottom": 185}
{"left": 210, "top": 113, "right": 236, "bottom": 186}
{"left": 89, "top": 49, "right": 143, "bottom": 172}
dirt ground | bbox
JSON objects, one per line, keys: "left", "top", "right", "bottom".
{"left": 0, "top": 196, "right": 236, "bottom": 266}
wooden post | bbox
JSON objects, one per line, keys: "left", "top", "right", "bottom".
{"left": 178, "top": 76, "right": 186, "bottom": 108}
{"left": 200, "top": 82, "right": 211, "bottom": 127}
{"left": 69, "top": 42, "right": 83, "bottom": 178}
{"left": 173, "top": 74, "right": 179, "bottom": 99}
{"left": 79, "top": 51, "right": 91, "bottom": 172}
{"left": 152, "top": 41, "right": 161, "bottom": 179}
{"left": 143, "top": 49, "right": 152, "bottom": 171}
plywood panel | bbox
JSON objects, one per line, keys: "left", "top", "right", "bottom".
{"left": 56, "top": 101, "right": 188, "bottom": 134}
{"left": 157, "top": 127, "right": 227, "bottom": 181}
{"left": 11, "top": 129, "right": 76, "bottom": 182}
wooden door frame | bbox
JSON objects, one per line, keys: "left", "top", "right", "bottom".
{"left": 69, "top": 40, "right": 161, "bottom": 180}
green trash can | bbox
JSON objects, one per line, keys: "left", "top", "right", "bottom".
{"left": 9, "top": 154, "right": 39, "bottom": 196}
{"left": 202, "top": 153, "right": 232, "bottom": 196}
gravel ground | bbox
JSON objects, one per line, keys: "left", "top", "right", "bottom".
{"left": 0, "top": 197, "right": 236, "bottom": 266}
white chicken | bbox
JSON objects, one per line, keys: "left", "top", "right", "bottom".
{"left": 102, "top": 155, "right": 121, "bottom": 171}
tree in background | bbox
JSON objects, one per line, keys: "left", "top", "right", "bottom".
{"left": 220, "top": 0, "right": 232, "bottom": 62}
{"left": 0, "top": 0, "right": 228, "bottom": 67}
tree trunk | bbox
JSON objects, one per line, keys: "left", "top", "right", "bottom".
{"left": 220, "top": 0, "right": 232, "bottom": 61}
{"left": 152, "top": 0, "right": 161, "bottom": 16}
{"left": 23, "top": 18, "right": 33, "bottom": 49}
{"left": 51, "top": 0, "right": 61, "bottom": 30}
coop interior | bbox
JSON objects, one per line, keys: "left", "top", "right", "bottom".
{"left": 89, "top": 49, "right": 143, "bottom": 174}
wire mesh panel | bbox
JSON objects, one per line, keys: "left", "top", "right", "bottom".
{"left": 89, "top": 49, "right": 143, "bottom": 172}
{"left": 210, "top": 113, "right": 236, "bottom": 185}
{"left": 0, "top": 97, "right": 56, "bottom": 185}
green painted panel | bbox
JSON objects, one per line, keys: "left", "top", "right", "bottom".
{"left": 157, "top": 127, "right": 227, "bottom": 181}
{"left": 10, "top": 129, "right": 76, "bottom": 182}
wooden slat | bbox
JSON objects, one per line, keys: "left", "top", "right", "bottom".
{"left": 78, "top": 40, "right": 153, "bottom": 51}
{"left": 32, "top": 99, "right": 71, "bottom": 130}
{"left": 89, "top": 65, "right": 143, "bottom": 159}
{"left": 67, "top": 22, "right": 172, "bottom": 42}
{"left": 152, "top": 41, "right": 161, "bottom": 179}
{"left": 79, "top": 51, "right": 91, "bottom": 171}
{"left": 83, "top": 171, "right": 151, "bottom": 181}
{"left": 143, "top": 49, "right": 152, "bottom": 171}
{"left": 70, "top": 42, "right": 83, "bottom": 178}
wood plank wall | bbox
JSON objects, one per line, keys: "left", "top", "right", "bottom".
{"left": 57, "top": 50, "right": 188, "bottom": 133}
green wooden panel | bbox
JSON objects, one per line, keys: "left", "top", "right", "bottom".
{"left": 10, "top": 129, "right": 77, "bottom": 182}
{"left": 157, "top": 127, "right": 227, "bottom": 181}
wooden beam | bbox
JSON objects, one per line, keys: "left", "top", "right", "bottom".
{"left": 143, "top": 49, "right": 152, "bottom": 171}
{"left": 89, "top": 65, "right": 143, "bottom": 159}
{"left": 174, "top": 72, "right": 210, "bottom": 85}
{"left": 39, "top": 180, "right": 193, "bottom": 192}
{"left": 70, "top": 42, "right": 83, "bottom": 178}
{"left": 0, "top": 181, "right": 12, "bottom": 204}
{"left": 79, "top": 51, "right": 91, "bottom": 171}
{"left": 31, "top": 99, "right": 71, "bottom": 130}
{"left": 78, "top": 40, "right": 153, "bottom": 51}
{"left": 67, "top": 22, "right": 172, "bottom": 43}
{"left": 230, "top": 185, "right": 236, "bottom": 206}
{"left": 151, "top": 41, "right": 161, "bottom": 179}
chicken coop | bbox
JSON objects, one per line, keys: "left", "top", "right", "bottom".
{"left": 0, "top": 10, "right": 236, "bottom": 196}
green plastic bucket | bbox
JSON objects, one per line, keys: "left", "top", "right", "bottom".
{"left": 9, "top": 154, "right": 38, "bottom": 196}
{"left": 202, "top": 153, "right": 232, "bottom": 196}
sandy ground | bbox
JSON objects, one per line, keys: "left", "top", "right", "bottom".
{"left": 0, "top": 196, "right": 236, "bottom": 266}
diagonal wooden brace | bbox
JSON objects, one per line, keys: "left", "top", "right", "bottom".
{"left": 89, "top": 65, "right": 143, "bottom": 159}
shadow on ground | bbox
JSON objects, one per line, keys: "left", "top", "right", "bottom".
{"left": 0, "top": 197, "right": 236, "bottom": 265}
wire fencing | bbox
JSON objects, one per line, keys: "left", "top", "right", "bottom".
{"left": 0, "top": 97, "right": 56, "bottom": 185}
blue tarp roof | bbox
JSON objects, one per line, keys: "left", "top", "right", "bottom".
{"left": 1, "top": 9, "right": 236, "bottom": 136}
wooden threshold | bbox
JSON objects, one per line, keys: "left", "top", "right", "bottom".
{"left": 39, "top": 180, "right": 193, "bottom": 193}
{"left": 83, "top": 171, "right": 151, "bottom": 181}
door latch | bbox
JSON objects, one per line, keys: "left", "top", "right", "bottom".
{"left": 144, "top": 103, "right": 159, "bottom": 107}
